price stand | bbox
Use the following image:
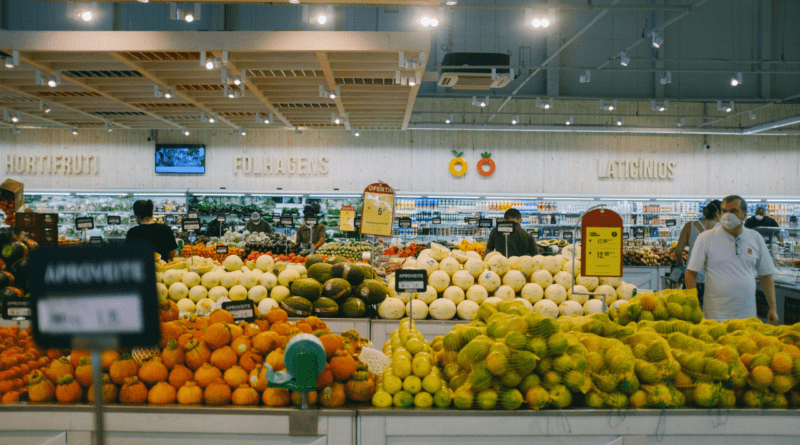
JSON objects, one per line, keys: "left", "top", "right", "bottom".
{"left": 361, "top": 182, "right": 396, "bottom": 276}
{"left": 222, "top": 300, "right": 256, "bottom": 323}
{"left": 216, "top": 245, "right": 228, "bottom": 256}
{"left": 75, "top": 216, "right": 94, "bottom": 241}
{"left": 395, "top": 269, "right": 427, "bottom": 329}
{"left": 578, "top": 206, "right": 624, "bottom": 311}
{"left": 339, "top": 206, "right": 356, "bottom": 232}
{"left": 281, "top": 216, "right": 295, "bottom": 254}
{"left": 305, "top": 216, "right": 318, "bottom": 253}
{"left": 217, "top": 214, "right": 226, "bottom": 237}
{"left": 182, "top": 218, "right": 200, "bottom": 258}
{"left": 107, "top": 215, "right": 120, "bottom": 236}
{"left": 497, "top": 221, "right": 515, "bottom": 257}
{"left": 27, "top": 244, "right": 159, "bottom": 445}
{"left": 88, "top": 236, "right": 103, "bottom": 245}
{"left": 398, "top": 217, "right": 412, "bottom": 244}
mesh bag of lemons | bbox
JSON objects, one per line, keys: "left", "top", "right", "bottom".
{"left": 611, "top": 288, "right": 703, "bottom": 325}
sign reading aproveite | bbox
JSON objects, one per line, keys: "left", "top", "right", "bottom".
{"left": 581, "top": 208, "right": 623, "bottom": 278}
{"left": 75, "top": 217, "right": 94, "bottom": 230}
{"left": 497, "top": 221, "right": 515, "bottom": 234}
{"left": 221, "top": 300, "right": 255, "bottom": 323}
{"left": 107, "top": 215, "right": 121, "bottom": 225}
{"left": 182, "top": 218, "right": 200, "bottom": 232}
{"left": 339, "top": 206, "right": 356, "bottom": 232}
{"left": 27, "top": 244, "right": 159, "bottom": 348}
{"left": 360, "top": 182, "right": 395, "bottom": 237}
{"left": 395, "top": 269, "right": 427, "bottom": 293}
{"left": 2, "top": 297, "right": 31, "bottom": 320}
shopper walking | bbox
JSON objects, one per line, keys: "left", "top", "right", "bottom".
{"left": 485, "top": 208, "right": 539, "bottom": 257}
{"left": 674, "top": 199, "right": 721, "bottom": 305}
{"left": 685, "top": 195, "right": 778, "bottom": 324}
{"left": 126, "top": 199, "right": 179, "bottom": 260}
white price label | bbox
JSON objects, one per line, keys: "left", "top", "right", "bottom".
{"left": 229, "top": 310, "right": 253, "bottom": 320}
{"left": 38, "top": 294, "right": 144, "bottom": 335}
{"left": 398, "top": 281, "right": 425, "bottom": 290}
{"left": 8, "top": 307, "right": 31, "bottom": 317}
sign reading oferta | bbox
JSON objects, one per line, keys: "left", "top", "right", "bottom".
{"left": 5, "top": 155, "right": 99, "bottom": 175}
{"left": 234, "top": 156, "right": 329, "bottom": 176}
{"left": 598, "top": 158, "right": 676, "bottom": 180}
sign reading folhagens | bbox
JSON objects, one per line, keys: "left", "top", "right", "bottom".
{"left": 234, "top": 156, "right": 328, "bottom": 175}
{"left": 598, "top": 158, "right": 676, "bottom": 180}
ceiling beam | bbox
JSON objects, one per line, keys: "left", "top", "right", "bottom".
{"left": 316, "top": 52, "right": 348, "bottom": 126}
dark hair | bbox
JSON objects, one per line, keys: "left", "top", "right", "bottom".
{"left": 722, "top": 195, "right": 747, "bottom": 214}
{"left": 702, "top": 200, "right": 721, "bottom": 219}
{"left": 504, "top": 208, "right": 522, "bottom": 221}
{"left": 133, "top": 200, "right": 154, "bottom": 221}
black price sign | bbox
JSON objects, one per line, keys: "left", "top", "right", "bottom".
{"left": 553, "top": 230, "right": 561, "bottom": 237}
{"left": 564, "top": 231, "right": 574, "bottom": 241}
{"left": 107, "top": 216, "right": 121, "bottom": 225}
{"left": 497, "top": 221, "right": 515, "bottom": 234}
{"left": 187, "top": 212, "right": 199, "bottom": 219}
{"left": 88, "top": 236, "right": 103, "bottom": 245}
{"left": 529, "top": 228, "right": 539, "bottom": 238}
{"left": 182, "top": 218, "right": 200, "bottom": 232}
{"left": 272, "top": 215, "right": 282, "bottom": 224}
{"left": 478, "top": 218, "right": 493, "bottom": 228}
{"left": 467, "top": 217, "right": 479, "bottom": 225}
{"left": 2, "top": 297, "right": 31, "bottom": 320}
{"left": 216, "top": 245, "right": 228, "bottom": 255}
{"left": 398, "top": 217, "right": 412, "bottom": 228}
{"left": 634, "top": 228, "right": 645, "bottom": 239}
{"left": 217, "top": 215, "right": 226, "bottom": 223}
{"left": 666, "top": 219, "right": 677, "bottom": 227}
{"left": 622, "top": 231, "right": 630, "bottom": 240}
{"left": 281, "top": 216, "right": 294, "bottom": 228}
{"left": 165, "top": 215, "right": 177, "bottom": 225}
{"left": 432, "top": 217, "right": 442, "bottom": 225}
{"left": 305, "top": 217, "right": 318, "bottom": 225}
{"left": 27, "top": 244, "right": 160, "bottom": 348}
{"left": 75, "top": 217, "right": 94, "bottom": 230}
{"left": 543, "top": 229, "right": 552, "bottom": 236}
{"left": 395, "top": 269, "right": 427, "bottom": 293}
{"left": 354, "top": 217, "right": 361, "bottom": 228}
{"left": 222, "top": 300, "right": 256, "bottom": 323}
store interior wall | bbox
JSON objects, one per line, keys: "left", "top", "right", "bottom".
{"left": 2, "top": 127, "right": 798, "bottom": 198}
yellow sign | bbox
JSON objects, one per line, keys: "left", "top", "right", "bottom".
{"left": 583, "top": 227, "right": 622, "bottom": 277}
{"left": 361, "top": 182, "right": 395, "bottom": 237}
{"left": 339, "top": 206, "right": 356, "bottom": 232}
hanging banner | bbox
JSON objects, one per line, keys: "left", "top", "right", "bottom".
{"left": 339, "top": 206, "right": 356, "bottom": 232}
{"left": 581, "top": 208, "right": 623, "bottom": 278}
{"left": 360, "top": 182, "right": 395, "bottom": 237}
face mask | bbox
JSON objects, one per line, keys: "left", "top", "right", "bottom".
{"left": 755, "top": 215, "right": 764, "bottom": 221}
{"left": 720, "top": 212, "right": 741, "bottom": 230}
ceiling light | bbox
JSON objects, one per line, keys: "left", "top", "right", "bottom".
{"left": 480, "top": 101, "right": 486, "bottom": 107}
{"left": 409, "top": 78, "right": 416, "bottom": 87}
{"left": 536, "top": 98, "right": 553, "bottom": 109}
{"left": 233, "top": 75, "right": 241, "bottom": 86}
{"left": 208, "top": 116, "right": 215, "bottom": 123}
{"left": 731, "top": 72, "right": 743, "bottom": 86}
{"left": 3, "top": 51, "right": 18, "bottom": 69}
{"left": 420, "top": 16, "right": 431, "bottom": 26}
{"left": 183, "top": 128, "right": 190, "bottom": 136}
{"left": 205, "top": 59, "right": 214, "bottom": 70}
{"left": 531, "top": 19, "right": 541, "bottom": 28}
{"left": 105, "top": 121, "right": 113, "bottom": 132}
{"left": 579, "top": 70, "right": 591, "bottom": 83}
{"left": 263, "top": 112, "right": 273, "bottom": 124}
{"left": 80, "top": 11, "right": 93, "bottom": 21}
{"left": 677, "top": 117, "right": 685, "bottom": 127}
{"left": 651, "top": 32, "right": 663, "bottom": 48}
{"left": 240, "top": 128, "right": 246, "bottom": 136}
{"left": 651, "top": 100, "right": 668, "bottom": 112}
{"left": 717, "top": 100, "right": 734, "bottom": 113}
{"left": 540, "top": 18, "right": 549, "bottom": 27}
{"left": 512, "top": 115, "right": 519, "bottom": 125}
{"left": 4, "top": 58, "right": 12, "bottom": 69}
{"left": 47, "top": 77, "right": 57, "bottom": 88}
{"left": 184, "top": 13, "right": 194, "bottom": 23}
{"left": 472, "top": 96, "right": 489, "bottom": 107}
{"left": 749, "top": 110, "right": 756, "bottom": 120}
{"left": 430, "top": 18, "right": 439, "bottom": 27}
{"left": 10, "top": 112, "right": 20, "bottom": 123}
{"left": 71, "top": 127, "right": 78, "bottom": 135}
{"left": 566, "top": 116, "right": 573, "bottom": 125}
{"left": 164, "top": 90, "right": 172, "bottom": 99}
{"left": 599, "top": 99, "right": 616, "bottom": 111}
{"left": 289, "top": 0, "right": 299, "bottom": 3}
{"left": 616, "top": 117, "right": 624, "bottom": 126}
{"left": 620, "top": 52, "right": 630, "bottom": 67}
{"left": 446, "top": 113, "right": 452, "bottom": 124}
{"left": 43, "top": 103, "right": 51, "bottom": 114}
{"left": 446, "top": 0, "right": 457, "bottom": 5}
{"left": 317, "top": 14, "right": 327, "bottom": 25}
{"left": 228, "top": 90, "right": 235, "bottom": 99}
{"left": 353, "top": 130, "right": 360, "bottom": 137}
{"left": 659, "top": 105, "right": 666, "bottom": 112}
{"left": 660, "top": 71, "right": 672, "bottom": 85}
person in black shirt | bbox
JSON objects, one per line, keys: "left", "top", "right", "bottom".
{"left": 745, "top": 205, "right": 783, "bottom": 243}
{"left": 246, "top": 212, "right": 273, "bottom": 235}
{"left": 126, "top": 200, "right": 178, "bottom": 260}
{"left": 485, "top": 208, "right": 539, "bottom": 257}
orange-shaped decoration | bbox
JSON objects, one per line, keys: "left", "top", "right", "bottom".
{"left": 449, "top": 150, "right": 467, "bottom": 176}
{"left": 477, "top": 152, "right": 495, "bottom": 176}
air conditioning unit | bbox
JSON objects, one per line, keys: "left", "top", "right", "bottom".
{"left": 437, "top": 52, "right": 514, "bottom": 90}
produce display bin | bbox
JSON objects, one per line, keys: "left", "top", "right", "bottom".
{"left": 370, "top": 319, "right": 465, "bottom": 348}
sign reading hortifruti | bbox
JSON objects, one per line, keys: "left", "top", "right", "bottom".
{"left": 234, "top": 156, "right": 329, "bottom": 176}
{"left": 6, "top": 155, "right": 99, "bottom": 175}
{"left": 598, "top": 158, "right": 676, "bottom": 180}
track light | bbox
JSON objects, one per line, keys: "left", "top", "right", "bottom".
{"left": 40, "top": 101, "right": 51, "bottom": 114}
{"left": 289, "top": 0, "right": 299, "bottom": 3}
{"left": 409, "top": 77, "right": 416, "bottom": 87}
{"left": 446, "top": 0, "right": 457, "bottom": 5}
{"left": 651, "top": 100, "right": 668, "bottom": 112}
{"left": 446, "top": 114, "right": 452, "bottom": 124}
{"left": 749, "top": 110, "right": 756, "bottom": 120}
{"left": 258, "top": 112, "right": 273, "bottom": 124}
{"left": 233, "top": 75, "right": 241, "bottom": 86}
{"left": 616, "top": 117, "right": 624, "bottom": 126}
{"left": 420, "top": 15, "right": 439, "bottom": 27}
{"left": 332, "top": 113, "right": 342, "bottom": 125}
{"left": 651, "top": 32, "right": 663, "bottom": 48}
{"left": 183, "top": 128, "right": 190, "bottom": 136}
{"left": 4, "top": 52, "right": 17, "bottom": 69}
{"left": 579, "top": 70, "right": 591, "bottom": 83}
{"left": 47, "top": 77, "right": 57, "bottom": 88}
{"left": 164, "top": 90, "right": 172, "bottom": 99}
{"left": 530, "top": 13, "right": 550, "bottom": 29}
{"left": 205, "top": 59, "right": 214, "bottom": 70}
{"left": 536, "top": 98, "right": 553, "bottom": 109}
{"left": 10, "top": 112, "right": 20, "bottom": 123}
{"left": 353, "top": 130, "right": 360, "bottom": 137}
{"left": 473, "top": 96, "right": 488, "bottom": 107}
{"left": 566, "top": 116, "right": 573, "bottom": 125}
{"left": 105, "top": 121, "right": 113, "bottom": 132}
{"left": 4, "top": 58, "right": 12, "bottom": 69}
{"left": 717, "top": 100, "right": 734, "bottom": 113}
{"left": 12, "top": 124, "right": 19, "bottom": 134}
{"left": 71, "top": 126, "right": 78, "bottom": 135}
{"left": 239, "top": 128, "right": 247, "bottom": 136}
{"left": 600, "top": 99, "right": 616, "bottom": 111}
{"left": 731, "top": 72, "right": 743, "bottom": 87}
{"left": 512, "top": 115, "right": 519, "bottom": 125}
{"left": 620, "top": 52, "right": 630, "bottom": 67}
{"left": 677, "top": 117, "right": 685, "bottom": 127}
{"left": 660, "top": 71, "right": 672, "bottom": 85}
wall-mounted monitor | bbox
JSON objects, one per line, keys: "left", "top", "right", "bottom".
{"left": 155, "top": 144, "right": 206, "bottom": 174}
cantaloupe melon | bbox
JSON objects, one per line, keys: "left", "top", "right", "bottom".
{"left": 452, "top": 270, "right": 475, "bottom": 290}
{"left": 544, "top": 284, "right": 567, "bottom": 305}
{"left": 466, "top": 285, "right": 489, "bottom": 304}
{"left": 220, "top": 272, "right": 241, "bottom": 289}
{"left": 168, "top": 282, "right": 189, "bottom": 301}
{"left": 196, "top": 298, "right": 215, "bottom": 316}
{"left": 521, "top": 283, "right": 544, "bottom": 303}
{"left": 502, "top": 270, "right": 526, "bottom": 292}
{"left": 428, "top": 270, "right": 451, "bottom": 293}
{"left": 224, "top": 255, "right": 244, "bottom": 272}
{"left": 177, "top": 298, "right": 196, "bottom": 313}
{"left": 189, "top": 285, "right": 208, "bottom": 303}
{"left": 464, "top": 258, "right": 485, "bottom": 278}
{"left": 208, "top": 286, "right": 228, "bottom": 302}
{"left": 182, "top": 271, "right": 201, "bottom": 288}
{"left": 248, "top": 285, "right": 269, "bottom": 303}
{"left": 531, "top": 270, "right": 553, "bottom": 288}
{"left": 255, "top": 255, "right": 274, "bottom": 271}
{"left": 443, "top": 286, "right": 465, "bottom": 304}
{"left": 229, "top": 285, "right": 248, "bottom": 301}
{"left": 439, "top": 257, "right": 461, "bottom": 277}
{"left": 201, "top": 271, "right": 221, "bottom": 289}
{"left": 478, "top": 271, "right": 502, "bottom": 293}
{"left": 494, "top": 285, "right": 516, "bottom": 302}
{"left": 259, "top": 272, "right": 278, "bottom": 290}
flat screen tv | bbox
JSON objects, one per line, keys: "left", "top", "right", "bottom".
{"left": 155, "top": 144, "right": 206, "bottom": 174}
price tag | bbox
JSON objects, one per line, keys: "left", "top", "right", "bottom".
{"left": 182, "top": 218, "right": 200, "bottom": 232}
{"left": 272, "top": 215, "right": 282, "bottom": 224}
{"left": 305, "top": 217, "right": 318, "bottom": 226}
{"left": 222, "top": 300, "right": 256, "bottom": 323}
{"left": 187, "top": 212, "right": 198, "bottom": 219}
{"left": 666, "top": 219, "right": 677, "bottom": 227}
{"left": 581, "top": 208, "right": 623, "bottom": 278}
{"left": 2, "top": 297, "right": 31, "bottom": 320}
{"left": 217, "top": 215, "right": 226, "bottom": 223}
{"left": 478, "top": 218, "right": 493, "bottom": 229}
{"left": 216, "top": 245, "right": 228, "bottom": 255}
{"left": 339, "top": 206, "right": 356, "bottom": 232}
{"left": 88, "top": 236, "right": 103, "bottom": 245}
{"left": 398, "top": 217, "right": 412, "bottom": 228}
{"left": 361, "top": 182, "right": 395, "bottom": 237}
{"left": 497, "top": 221, "right": 515, "bottom": 234}
{"left": 431, "top": 217, "right": 442, "bottom": 225}
{"left": 395, "top": 269, "right": 427, "bottom": 293}
{"left": 529, "top": 228, "right": 539, "bottom": 238}
{"left": 553, "top": 229, "right": 561, "bottom": 237}
{"left": 75, "top": 217, "right": 94, "bottom": 230}
{"left": 27, "top": 244, "right": 160, "bottom": 348}
{"left": 622, "top": 231, "right": 630, "bottom": 240}
{"left": 564, "top": 231, "right": 574, "bottom": 242}
{"left": 543, "top": 229, "right": 552, "bottom": 236}
{"left": 281, "top": 216, "right": 294, "bottom": 228}
{"left": 107, "top": 216, "right": 121, "bottom": 225}
{"left": 354, "top": 217, "right": 361, "bottom": 229}
{"left": 165, "top": 215, "right": 177, "bottom": 225}
{"left": 634, "top": 228, "right": 645, "bottom": 239}
{"left": 467, "top": 217, "right": 478, "bottom": 225}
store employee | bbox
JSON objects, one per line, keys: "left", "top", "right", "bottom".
{"left": 246, "top": 212, "right": 274, "bottom": 235}
{"left": 745, "top": 205, "right": 783, "bottom": 244}
{"left": 126, "top": 199, "right": 179, "bottom": 260}
{"left": 296, "top": 206, "right": 326, "bottom": 249}
{"left": 485, "top": 208, "right": 539, "bottom": 257}
{"left": 686, "top": 195, "right": 778, "bottom": 324}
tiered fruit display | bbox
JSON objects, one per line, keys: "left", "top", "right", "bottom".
{"left": 316, "top": 241, "right": 374, "bottom": 261}
{"left": 610, "top": 288, "right": 703, "bottom": 325}
{"left": 455, "top": 239, "right": 485, "bottom": 257}
{"left": 181, "top": 243, "right": 244, "bottom": 263}
{"left": 245, "top": 250, "right": 306, "bottom": 265}
{"left": 382, "top": 243, "right": 427, "bottom": 258}
{"left": 377, "top": 242, "right": 637, "bottom": 321}
{"left": 372, "top": 319, "right": 450, "bottom": 408}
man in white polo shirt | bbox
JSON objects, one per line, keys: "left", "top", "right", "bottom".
{"left": 686, "top": 195, "right": 779, "bottom": 324}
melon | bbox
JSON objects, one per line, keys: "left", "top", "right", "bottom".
{"left": 323, "top": 278, "right": 352, "bottom": 300}
{"left": 478, "top": 271, "right": 502, "bottom": 293}
{"left": 428, "top": 270, "right": 451, "bottom": 293}
{"left": 248, "top": 285, "right": 269, "bottom": 303}
{"left": 576, "top": 275, "right": 599, "bottom": 291}
{"left": 532, "top": 255, "right": 546, "bottom": 271}
{"left": 483, "top": 296, "right": 504, "bottom": 306}
{"left": 182, "top": 271, "right": 201, "bottom": 288}
{"left": 452, "top": 270, "right": 475, "bottom": 290}
{"left": 494, "top": 285, "right": 516, "bottom": 302}
{"left": 562, "top": 260, "right": 581, "bottom": 274}
{"left": 255, "top": 255, "right": 274, "bottom": 271}
{"left": 464, "top": 258, "right": 485, "bottom": 278}
{"left": 196, "top": 298, "right": 215, "bottom": 317}
{"left": 413, "top": 286, "right": 438, "bottom": 305}
{"left": 533, "top": 299, "right": 559, "bottom": 319}
{"left": 290, "top": 278, "right": 323, "bottom": 301}
{"left": 189, "top": 285, "right": 208, "bottom": 303}
{"left": 486, "top": 255, "right": 510, "bottom": 276}
{"left": 257, "top": 298, "right": 279, "bottom": 314}
{"left": 240, "top": 271, "right": 261, "bottom": 289}
{"left": 466, "top": 285, "right": 489, "bottom": 304}
{"left": 156, "top": 283, "right": 169, "bottom": 301}
{"left": 567, "top": 285, "right": 590, "bottom": 305}
{"left": 559, "top": 300, "right": 583, "bottom": 317}
{"left": 377, "top": 297, "right": 405, "bottom": 320}
{"left": 514, "top": 256, "right": 536, "bottom": 277}
{"left": 553, "top": 271, "right": 573, "bottom": 289}
{"left": 402, "top": 258, "right": 417, "bottom": 269}
{"left": 220, "top": 272, "right": 241, "bottom": 289}
{"left": 168, "top": 282, "right": 189, "bottom": 301}
{"left": 599, "top": 276, "right": 623, "bottom": 288}
{"left": 439, "top": 257, "right": 461, "bottom": 277}
{"left": 278, "top": 268, "right": 301, "bottom": 287}
{"left": 531, "top": 270, "right": 553, "bottom": 288}
{"left": 521, "top": 283, "right": 544, "bottom": 303}
{"left": 429, "top": 298, "right": 457, "bottom": 320}
{"left": 229, "top": 285, "right": 248, "bottom": 301}
{"left": 177, "top": 298, "right": 196, "bottom": 313}
{"left": 452, "top": 250, "right": 470, "bottom": 264}
{"left": 163, "top": 269, "right": 184, "bottom": 287}
{"left": 406, "top": 300, "right": 429, "bottom": 319}
{"left": 583, "top": 299, "right": 604, "bottom": 315}
{"left": 271, "top": 285, "right": 291, "bottom": 303}
{"left": 429, "top": 242, "right": 451, "bottom": 261}
{"left": 307, "top": 263, "right": 333, "bottom": 284}
{"left": 259, "top": 272, "right": 278, "bottom": 290}
{"left": 594, "top": 284, "right": 617, "bottom": 303}
{"left": 456, "top": 300, "right": 479, "bottom": 320}
{"left": 291, "top": 264, "right": 308, "bottom": 278}
{"left": 356, "top": 279, "right": 388, "bottom": 305}
{"left": 616, "top": 282, "right": 637, "bottom": 300}
{"left": 224, "top": 255, "right": 244, "bottom": 272}
{"left": 201, "top": 272, "right": 221, "bottom": 289}
{"left": 208, "top": 286, "right": 228, "bottom": 301}
{"left": 513, "top": 298, "right": 533, "bottom": 313}
{"left": 443, "top": 286, "right": 466, "bottom": 304}
{"left": 416, "top": 257, "right": 439, "bottom": 276}
{"left": 542, "top": 256, "right": 562, "bottom": 275}
{"left": 502, "top": 270, "right": 526, "bottom": 292}
{"left": 155, "top": 272, "right": 164, "bottom": 283}
{"left": 544, "top": 284, "right": 567, "bottom": 304}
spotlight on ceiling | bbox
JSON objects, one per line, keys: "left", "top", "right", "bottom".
{"left": 731, "top": 72, "right": 743, "bottom": 87}
{"left": 651, "top": 31, "right": 663, "bottom": 48}
{"left": 717, "top": 100, "right": 734, "bottom": 113}
{"left": 660, "top": 71, "right": 672, "bottom": 85}
{"left": 10, "top": 111, "right": 20, "bottom": 123}
{"left": 566, "top": 116, "right": 573, "bottom": 126}
{"left": 473, "top": 96, "right": 488, "bottom": 107}
{"left": 620, "top": 52, "right": 630, "bottom": 67}
{"left": 677, "top": 117, "right": 685, "bottom": 127}
{"left": 420, "top": 15, "right": 439, "bottom": 27}
{"left": 536, "top": 98, "right": 553, "bottom": 109}
{"left": 105, "top": 121, "right": 113, "bottom": 132}
{"left": 446, "top": 0, "right": 457, "bottom": 5}
{"left": 239, "top": 128, "right": 246, "bottom": 136}
{"left": 183, "top": 128, "right": 190, "bottom": 136}
{"left": 43, "top": 102, "right": 51, "bottom": 114}
{"left": 579, "top": 70, "right": 591, "bottom": 83}
{"left": 600, "top": 99, "right": 617, "bottom": 111}
{"left": 651, "top": 100, "right": 668, "bottom": 112}
{"left": 71, "top": 126, "right": 78, "bottom": 135}
{"left": 353, "top": 130, "right": 360, "bottom": 137}
{"left": 512, "top": 115, "right": 519, "bottom": 125}
{"left": 47, "top": 72, "right": 61, "bottom": 88}
{"left": 616, "top": 116, "right": 624, "bottom": 126}
{"left": 446, "top": 113, "right": 452, "bottom": 124}
{"left": 749, "top": 110, "right": 756, "bottom": 120}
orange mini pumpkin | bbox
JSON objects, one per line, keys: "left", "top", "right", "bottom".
{"left": 238, "top": 351, "right": 263, "bottom": 373}
{"left": 253, "top": 314, "right": 270, "bottom": 332}
{"left": 252, "top": 331, "right": 281, "bottom": 355}
{"left": 344, "top": 371, "right": 376, "bottom": 402}
{"left": 194, "top": 362, "right": 223, "bottom": 389}
{"left": 119, "top": 376, "right": 148, "bottom": 404}
{"left": 291, "top": 390, "right": 318, "bottom": 406}
{"left": 138, "top": 357, "right": 169, "bottom": 387}
{"left": 1, "top": 391, "right": 20, "bottom": 403}
{"left": 266, "top": 307, "right": 288, "bottom": 324}
{"left": 177, "top": 380, "right": 204, "bottom": 405}
{"left": 27, "top": 370, "right": 55, "bottom": 403}
{"left": 55, "top": 374, "right": 82, "bottom": 404}
{"left": 184, "top": 339, "right": 212, "bottom": 371}
{"left": 69, "top": 349, "right": 90, "bottom": 369}
{"left": 109, "top": 354, "right": 139, "bottom": 385}
{"left": 231, "top": 336, "right": 252, "bottom": 357}
{"left": 148, "top": 381, "right": 177, "bottom": 404}
{"left": 204, "top": 378, "right": 232, "bottom": 406}
{"left": 208, "top": 309, "right": 234, "bottom": 325}
{"left": 100, "top": 350, "right": 119, "bottom": 371}
{"left": 223, "top": 365, "right": 249, "bottom": 389}
{"left": 210, "top": 346, "right": 238, "bottom": 371}
{"left": 44, "top": 357, "right": 74, "bottom": 384}
{"left": 168, "top": 364, "right": 194, "bottom": 390}
{"left": 248, "top": 365, "right": 268, "bottom": 392}
{"left": 242, "top": 322, "right": 262, "bottom": 338}
{"left": 319, "top": 334, "right": 344, "bottom": 359}
{"left": 87, "top": 374, "right": 118, "bottom": 404}
{"left": 265, "top": 349, "right": 286, "bottom": 372}
{"left": 204, "top": 323, "right": 232, "bottom": 350}
{"left": 231, "top": 384, "right": 260, "bottom": 406}
{"left": 316, "top": 364, "right": 334, "bottom": 390}
{"left": 262, "top": 387, "right": 291, "bottom": 407}
{"left": 160, "top": 339, "right": 185, "bottom": 370}
{"left": 319, "top": 382, "right": 346, "bottom": 407}
{"left": 74, "top": 356, "right": 93, "bottom": 388}
{"left": 330, "top": 351, "right": 357, "bottom": 381}
{"left": 303, "top": 316, "right": 323, "bottom": 330}
{"left": 159, "top": 300, "right": 180, "bottom": 322}
{"left": 159, "top": 321, "right": 185, "bottom": 350}
{"left": 228, "top": 324, "right": 244, "bottom": 341}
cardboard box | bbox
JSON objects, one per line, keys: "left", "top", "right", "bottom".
{"left": 0, "top": 179, "right": 24, "bottom": 210}
{"left": 37, "top": 212, "right": 59, "bottom": 229}
{"left": 15, "top": 211, "right": 36, "bottom": 230}
{"left": 40, "top": 228, "right": 58, "bottom": 245}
